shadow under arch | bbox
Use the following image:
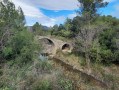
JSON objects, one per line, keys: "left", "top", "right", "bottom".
{"left": 62, "top": 44, "right": 71, "bottom": 51}
{"left": 39, "top": 38, "right": 55, "bottom": 46}
{"left": 39, "top": 38, "right": 55, "bottom": 54}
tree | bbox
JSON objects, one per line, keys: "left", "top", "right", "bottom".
{"left": 32, "top": 22, "right": 45, "bottom": 35}
{"left": 98, "top": 16, "right": 119, "bottom": 64}
{"left": 64, "top": 18, "right": 73, "bottom": 31}
{"left": 3, "top": 30, "right": 40, "bottom": 64}
{"left": 52, "top": 24, "right": 59, "bottom": 35}
{"left": 116, "top": 39, "right": 119, "bottom": 50}
{"left": 16, "top": 7, "right": 26, "bottom": 27}
{"left": 0, "top": 0, "right": 26, "bottom": 59}
{"left": 71, "top": 16, "right": 81, "bottom": 35}
{"left": 0, "top": 0, "right": 41, "bottom": 64}
{"left": 32, "top": 22, "right": 40, "bottom": 32}
{"left": 78, "top": 0, "right": 108, "bottom": 23}
{"left": 53, "top": 24, "right": 58, "bottom": 31}
{"left": 75, "top": 0, "right": 108, "bottom": 69}
{"left": 58, "top": 24, "right": 65, "bottom": 31}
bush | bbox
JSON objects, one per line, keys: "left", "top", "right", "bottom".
{"left": 113, "top": 51, "right": 119, "bottom": 63}
{"left": 100, "top": 49, "right": 113, "bottom": 64}
{"left": 36, "top": 59, "right": 53, "bottom": 73}
{"left": 0, "top": 58, "right": 53, "bottom": 89}
{"left": 58, "top": 78, "right": 73, "bottom": 90}
{"left": 35, "top": 80, "right": 51, "bottom": 90}
{"left": 0, "top": 69, "right": 3, "bottom": 76}
{"left": 3, "top": 30, "right": 40, "bottom": 64}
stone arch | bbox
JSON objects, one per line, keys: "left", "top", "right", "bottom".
{"left": 62, "top": 44, "right": 71, "bottom": 51}
{"left": 39, "top": 38, "right": 55, "bottom": 54}
{"left": 40, "top": 38, "right": 55, "bottom": 46}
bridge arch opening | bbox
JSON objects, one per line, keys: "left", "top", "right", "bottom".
{"left": 40, "top": 38, "right": 55, "bottom": 54}
{"left": 40, "top": 38, "right": 55, "bottom": 46}
{"left": 62, "top": 44, "right": 70, "bottom": 51}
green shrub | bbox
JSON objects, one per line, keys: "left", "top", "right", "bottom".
{"left": 36, "top": 59, "right": 53, "bottom": 73}
{"left": 58, "top": 78, "right": 73, "bottom": 90}
{"left": 79, "top": 59, "right": 86, "bottom": 66}
{"left": 0, "top": 69, "right": 3, "bottom": 76}
{"left": 35, "top": 80, "right": 51, "bottom": 90}
{"left": 3, "top": 30, "right": 40, "bottom": 64}
{"left": 100, "top": 49, "right": 113, "bottom": 64}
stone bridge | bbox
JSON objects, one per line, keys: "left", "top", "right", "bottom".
{"left": 35, "top": 35, "right": 73, "bottom": 56}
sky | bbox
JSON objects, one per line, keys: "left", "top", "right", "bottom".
{"left": 11, "top": 0, "right": 119, "bottom": 27}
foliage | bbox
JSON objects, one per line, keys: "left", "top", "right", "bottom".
{"left": 77, "top": 0, "right": 108, "bottom": 22}
{"left": 3, "top": 30, "right": 40, "bottom": 64}
{"left": 35, "top": 80, "right": 51, "bottom": 90}
{"left": 51, "top": 14, "right": 119, "bottom": 65}
{"left": 57, "top": 78, "right": 73, "bottom": 90}
{"left": 74, "top": 0, "right": 118, "bottom": 65}
{"left": 58, "top": 29, "right": 71, "bottom": 38}
{"left": 89, "top": 16, "right": 119, "bottom": 64}
{"left": 0, "top": 59, "right": 53, "bottom": 89}
{"left": 0, "top": 0, "right": 119, "bottom": 89}
{"left": 72, "top": 0, "right": 108, "bottom": 68}
{"left": 0, "top": 0, "right": 41, "bottom": 64}
{"left": 0, "top": 0, "right": 25, "bottom": 60}
{"left": 32, "top": 22, "right": 47, "bottom": 35}
{"left": 50, "top": 18, "right": 76, "bottom": 38}
{"left": 98, "top": 16, "right": 119, "bottom": 64}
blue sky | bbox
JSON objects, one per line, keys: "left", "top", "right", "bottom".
{"left": 11, "top": 0, "right": 119, "bottom": 26}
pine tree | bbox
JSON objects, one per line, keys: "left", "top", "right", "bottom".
{"left": 0, "top": 0, "right": 26, "bottom": 59}
{"left": 76, "top": 0, "right": 108, "bottom": 70}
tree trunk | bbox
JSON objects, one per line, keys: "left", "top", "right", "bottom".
{"left": 85, "top": 52, "right": 90, "bottom": 71}
{"left": 85, "top": 43, "right": 90, "bottom": 69}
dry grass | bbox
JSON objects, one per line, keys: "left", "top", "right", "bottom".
{"left": 55, "top": 50, "right": 119, "bottom": 89}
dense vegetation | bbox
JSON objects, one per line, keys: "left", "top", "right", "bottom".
{"left": 0, "top": 0, "right": 119, "bottom": 89}
{"left": 32, "top": 9, "right": 119, "bottom": 65}
{"left": 0, "top": 0, "right": 80, "bottom": 89}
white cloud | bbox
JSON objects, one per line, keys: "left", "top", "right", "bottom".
{"left": 25, "top": 16, "right": 56, "bottom": 27}
{"left": 111, "top": 4, "right": 119, "bottom": 18}
{"left": 11, "top": 0, "right": 64, "bottom": 26}
{"left": 11, "top": 0, "right": 115, "bottom": 11}
{"left": 12, "top": 0, "right": 79, "bottom": 10}
{"left": 104, "top": 0, "right": 116, "bottom": 2}
{"left": 10, "top": 0, "right": 116, "bottom": 26}
{"left": 54, "top": 10, "right": 59, "bottom": 12}
{"left": 55, "top": 16, "right": 66, "bottom": 22}
{"left": 68, "top": 13, "right": 77, "bottom": 19}
{"left": 43, "top": 16, "right": 66, "bottom": 26}
{"left": 11, "top": 0, "right": 52, "bottom": 20}
{"left": 11, "top": 0, "right": 79, "bottom": 26}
